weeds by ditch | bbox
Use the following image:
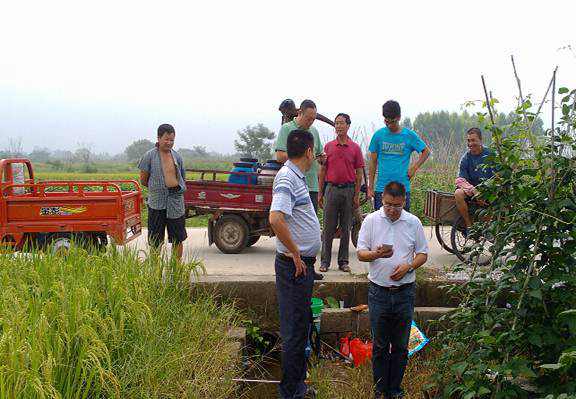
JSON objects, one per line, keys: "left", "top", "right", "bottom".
{"left": 308, "top": 346, "right": 439, "bottom": 398}
{"left": 0, "top": 247, "right": 241, "bottom": 398}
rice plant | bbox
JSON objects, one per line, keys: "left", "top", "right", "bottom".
{"left": 0, "top": 247, "right": 241, "bottom": 398}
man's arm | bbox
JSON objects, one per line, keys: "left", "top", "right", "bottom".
{"left": 353, "top": 167, "right": 362, "bottom": 209}
{"left": 318, "top": 164, "right": 327, "bottom": 209}
{"left": 408, "top": 147, "right": 431, "bottom": 179}
{"left": 140, "top": 170, "right": 150, "bottom": 187}
{"left": 390, "top": 219, "right": 429, "bottom": 280}
{"left": 390, "top": 253, "right": 428, "bottom": 281}
{"left": 276, "top": 150, "right": 288, "bottom": 164}
{"left": 368, "top": 152, "right": 378, "bottom": 198}
{"left": 275, "top": 124, "right": 289, "bottom": 164}
{"left": 269, "top": 211, "right": 306, "bottom": 276}
{"left": 357, "top": 247, "right": 394, "bottom": 262}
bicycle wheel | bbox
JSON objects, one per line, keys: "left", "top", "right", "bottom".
{"left": 450, "top": 216, "right": 471, "bottom": 263}
{"left": 451, "top": 216, "right": 493, "bottom": 265}
{"left": 434, "top": 222, "right": 455, "bottom": 254}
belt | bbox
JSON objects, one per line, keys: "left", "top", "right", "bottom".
{"left": 327, "top": 182, "right": 355, "bottom": 189}
{"left": 167, "top": 186, "right": 180, "bottom": 194}
{"left": 370, "top": 281, "right": 414, "bottom": 292}
{"left": 277, "top": 253, "right": 316, "bottom": 264}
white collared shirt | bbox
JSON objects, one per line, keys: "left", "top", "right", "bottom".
{"left": 356, "top": 208, "right": 428, "bottom": 287}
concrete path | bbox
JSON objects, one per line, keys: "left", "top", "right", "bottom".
{"left": 128, "top": 226, "right": 459, "bottom": 278}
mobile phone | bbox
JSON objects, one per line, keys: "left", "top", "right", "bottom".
{"left": 378, "top": 244, "right": 393, "bottom": 251}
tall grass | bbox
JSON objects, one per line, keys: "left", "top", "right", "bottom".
{"left": 0, "top": 248, "right": 240, "bottom": 398}
{"left": 309, "top": 347, "right": 439, "bottom": 398}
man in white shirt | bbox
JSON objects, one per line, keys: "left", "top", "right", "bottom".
{"left": 356, "top": 181, "right": 428, "bottom": 399}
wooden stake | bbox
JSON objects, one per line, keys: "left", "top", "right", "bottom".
{"left": 481, "top": 75, "right": 495, "bottom": 124}
{"left": 530, "top": 66, "right": 558, "bottom": 132}
{"left": 511, "top": 55, "right": 525, "bottom": 105}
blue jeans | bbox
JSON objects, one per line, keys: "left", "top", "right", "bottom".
{"left": 368, "top": 281, "right": 415, "bottom": 397}
{"left": 275, "top": 253, "right": 315, "bottom": 399}
{"left": 374, "top": 191, "right": 411, "bottom": 212}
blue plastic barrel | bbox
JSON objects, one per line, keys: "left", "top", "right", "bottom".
{"left": 228, "top": 161, "right": 258, "bottom": 185}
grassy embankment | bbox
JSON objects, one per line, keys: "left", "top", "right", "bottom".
{"left": 0, "top": 247, "right": 242, "bottom": 398}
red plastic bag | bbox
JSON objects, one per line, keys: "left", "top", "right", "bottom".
{"left": 349, "top": 338, "right": 373, "bottom": 367}
{"left": 339, "top": 336, "right": 350, "bottom": 357}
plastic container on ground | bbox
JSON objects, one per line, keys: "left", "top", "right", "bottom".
{"left": 310, "top": 297, "right": 324, "bottom": 333}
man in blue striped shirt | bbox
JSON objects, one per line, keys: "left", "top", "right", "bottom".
{"left": 270, "top": 129, "right": 321, "bottom": 399}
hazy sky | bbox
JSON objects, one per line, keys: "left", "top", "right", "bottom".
{"left": 1, "top": 0, "right": 575, "bottom": 155}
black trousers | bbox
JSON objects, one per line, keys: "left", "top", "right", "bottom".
{"left": 275, "top": 253, "right": 315, "bottom": 399}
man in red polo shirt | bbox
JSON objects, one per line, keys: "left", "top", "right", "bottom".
{"left": 318, "top": 113, "right": 364, "bottom": 272}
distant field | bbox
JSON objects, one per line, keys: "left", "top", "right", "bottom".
{"left": 33, "top": 161, "right": 234, "bottom": 227}
{"left": 31, "top": 160, "right": 457, "bottom": 227}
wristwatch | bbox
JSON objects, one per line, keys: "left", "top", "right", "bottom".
{"left": 407, "top": 263, "right": 415, "bottom": 274}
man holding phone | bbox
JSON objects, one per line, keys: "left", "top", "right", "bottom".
{"left": 356, "top": 181, "right": 428, "bottom": 399}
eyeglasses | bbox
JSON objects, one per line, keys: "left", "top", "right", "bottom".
{"left": 384, "top": 118, "right": 398, "bottom": 124}
{"left": 383, "top": 204, "right": 404, "bottom": 210}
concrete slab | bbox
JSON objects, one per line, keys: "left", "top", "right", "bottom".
{"left": 129, "top": 226, "right": 459, "bottom": 277}
{"left": 319, "top": 306, "right": 457, "bottom": 339}
{"left": 192, "top": 276, "right": 461, "bottom": 326}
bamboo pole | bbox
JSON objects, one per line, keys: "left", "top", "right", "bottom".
{"left": 481, "top": 75, "right": 495, "bottom": 124}
{"left": 511, "top": 55, "right": 525, "bottom": 105}
{"left": 550, "top": 68, "right": 558, "bottom": 200}
{"left": 530, "top": 66, "right": 558, "bottom": 132}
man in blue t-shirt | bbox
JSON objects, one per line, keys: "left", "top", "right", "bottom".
{"left": 455, "top": 127, "right": 494, "bottom": 227}
{"left": 368, "top": 100, "right": 431, "bottom": 211}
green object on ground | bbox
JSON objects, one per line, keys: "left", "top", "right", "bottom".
{"left": 325, "top": 296, "right": 340, "bottom": 309}
{"left": 311, "top": 297, "right": 324, "bottom": 318}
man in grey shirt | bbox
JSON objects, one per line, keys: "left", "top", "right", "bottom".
{"left": 269, "top": 129, "right": 321, "bottom": 399}
{"left": 138, "top": 124, "right": 187, "bottom": 262}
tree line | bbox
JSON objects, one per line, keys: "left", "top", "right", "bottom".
{"left": 2, "top": 110, "right": 544, "bottom": 165}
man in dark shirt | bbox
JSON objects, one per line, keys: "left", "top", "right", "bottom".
{"left": 455, "top": 128, "right": 494, "bottom": 227}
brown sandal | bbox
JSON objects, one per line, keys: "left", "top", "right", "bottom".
{"left": 319, "top": 265, "right": 329, "bottom": 272}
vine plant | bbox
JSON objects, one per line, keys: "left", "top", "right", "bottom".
{"left": 431, "top": 87, "right": 576, "bottom": 398}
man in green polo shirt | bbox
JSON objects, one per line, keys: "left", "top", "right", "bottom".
{"left": 276, "top": 99, "right": 323, "bottom": 210}
{"left": 276, "top": 99, "right": 324, "bottom": 280}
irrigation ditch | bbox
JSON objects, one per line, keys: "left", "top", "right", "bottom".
{"left": 194, "top": 275, "right": 461, "bottom": 398}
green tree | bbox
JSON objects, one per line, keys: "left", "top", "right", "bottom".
{"left": 124, "top": 139, "right": 155, "bottom": 161}
{"left": 179, "top": 146, "right": 209, "bottom": 160}
{"left": 234, "top": 124, "right": 276, "bottom": 162}
{"left": 29, "top": 147, "right": 52, "bottom": 162}
{"left": 432, "top": 89, "right": 576, "bottom": 396}
{"left": 401, "top": 117, "right": 413, "bottom": 130}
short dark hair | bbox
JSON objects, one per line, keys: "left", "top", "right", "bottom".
{"left": 287, "top": 129, "right": 314, "bottom": 159}
{"left": 467, "top": 127, "right": 482, "bottom": 140}
{"left": 335, "top": 113, "right": 351, "bottom": 125}
{"left": 299, "top": 99, "right": 317, "bottom": 112}
{"left": 383, "top": 181, "right": 406, "bottom": 198}
{"left": 157, "top": 123, "right": 176, "bottom": 139}
{"left": 382, "top": 100, "right": 401, "bottom": 119}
